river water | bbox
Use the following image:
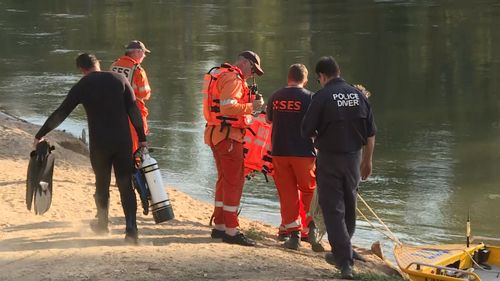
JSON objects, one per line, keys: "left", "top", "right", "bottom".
{"left": 1, "top": 0, "right": 499, "bottom": 252}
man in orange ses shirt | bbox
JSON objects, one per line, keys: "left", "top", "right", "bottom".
{"left": 266, "top": 64, "right": 317, "bottom": 251}
{"left": 111, "top": 40, "right": 152, "bottom": 153}
{"left": 203, "top": 51, "right": 265, "bottom": 246}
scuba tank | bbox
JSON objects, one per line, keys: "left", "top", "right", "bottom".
{"left": 132, "top": 148, "right": 174, "bottom": 223}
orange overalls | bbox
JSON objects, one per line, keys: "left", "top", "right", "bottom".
{"left": 273, "top": 156, "right": 316, "bottom": 234}
{"left": 111, "top": 56, "right": 151, "bottom": 152}
{"left": 202, "top": 64, "right": 254, "bottom": 229}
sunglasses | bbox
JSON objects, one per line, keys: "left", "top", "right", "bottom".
{"left": 247, "top": 59, "right": 257, "bottom": 74}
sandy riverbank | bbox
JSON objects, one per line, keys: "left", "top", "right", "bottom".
{"left": 0, "top": 112, "right": 398, "bottom": 281}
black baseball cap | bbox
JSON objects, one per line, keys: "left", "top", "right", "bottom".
{"left": 125, "top": 40, "right": 151, "bottom": 53}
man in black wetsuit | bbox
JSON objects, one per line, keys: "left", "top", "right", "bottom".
{"left": 34, "top": 53, "right": 147, "bottom": 244}
{"left": 301, "top": 56, "right": 376, "bottom": 279}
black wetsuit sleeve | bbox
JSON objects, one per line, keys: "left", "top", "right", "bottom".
{"left": 301, "top": 91, "right": 323, "bottom": 139}
{"left": 124, "top": 82, "right": 146, "bottom": 142}
{"left": 35, "top": 81, "right": 82, "bottom": 139}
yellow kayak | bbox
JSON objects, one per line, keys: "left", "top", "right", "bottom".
{"left": 394, "top": 243, "right": 500, "bottom": 281}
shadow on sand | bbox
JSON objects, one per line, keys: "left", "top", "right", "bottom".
{"left": 0, "top": 216, "right": 216, "bottom": 252}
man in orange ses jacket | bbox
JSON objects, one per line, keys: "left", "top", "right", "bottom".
{"left": 111, "top": 40, "right": 152, "bottom": 153}
{"left": 203, "top": 51, "right": 265, "bottom": 246}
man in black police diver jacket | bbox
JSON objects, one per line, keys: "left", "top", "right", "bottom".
{"left": 301, "top": 56, "right": 376, "bottom": 279}
{"left": 34, "top": 53, "right": 147, "bottom": 244}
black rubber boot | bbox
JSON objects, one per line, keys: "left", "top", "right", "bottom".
{"left": 90, "top": 194, "right": 109, "bottom": 234}
{"left": 90, "top": 207, "right": 109, "bottom": 234}
{"left": 283, "top": 230, "right": 300, "bottom": 250}
{"left": 125, "top": 229, "right": 138, "bottom": 245}
{"left": 123, "top": 203, "right": 138, "bottom": 245}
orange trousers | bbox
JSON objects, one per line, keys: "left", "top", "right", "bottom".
{"left": 211, "top": 139, "right": 245, "bottom": 228}
{"left": 273, "top": 156, "right": 316, "bottom": 233}
{"left": 278, "top": 194, "right": 308, "bottom": 237}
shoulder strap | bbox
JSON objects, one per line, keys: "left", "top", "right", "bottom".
{"left": 129, "top": 63, "right": 140, "bottom": 85}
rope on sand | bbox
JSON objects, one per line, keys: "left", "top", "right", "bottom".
{"left": 309, "top": 190, "right": 401, "bottom": 246}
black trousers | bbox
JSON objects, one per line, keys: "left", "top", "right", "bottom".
{"left": 316, "top": 150, "right": 361, "bottom": 267}
{"left": 90, "top": 145, "right": 137, "bottom": 233}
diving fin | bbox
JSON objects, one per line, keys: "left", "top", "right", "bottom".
{"left": 34, "top": 152, "right": 55, "bottom": 215}
{"left": 26, "top": 140, "right": 55, "bottom": 215}
{"left": 34, "top": 181, "right": 52, "bottom": 215}
{"left": 26, "top": 151, "right": 37, "bottom": 210}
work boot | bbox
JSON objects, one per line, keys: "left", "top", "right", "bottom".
{"left": 222, "top": 232, "right": 256, "bottom": 247}
{"left": 325, "top": 252, "right": 336, "bottom": 266}
{"left": 326, "top": 253, "right": 355, "bottom": 279}
{"left": 353, "top": 250, "right": 367, "bottom": 262}
{"left": 210, "top": 229, "right": 225, "bottom": 239}
{"left": 283, "top": 230, "right": 300, "bottom": 250}
{"left": 277, "top": 232, "right": 290, "bottom": 242}
{"left": 307, "top": 221, "right": 319, "bottom": 244}
{"left": 307, "top": 221, "right": 325, "bottom": 252}
{"left": 340, "top": 264, "right": 354, "bottom": 280}
{"left": 311, "top": 242, "right": 325, "bottom": 252}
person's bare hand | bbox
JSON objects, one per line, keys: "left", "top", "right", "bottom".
{"left": 252, "top": 98, "right": 264, "bottom": 111}
{"left": 33, "top": 138, "right": 43, "bottom": 150}
{"left": 360, "top": 160, "right": 372, "bottom": 180}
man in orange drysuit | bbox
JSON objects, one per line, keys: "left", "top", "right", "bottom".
{"left": 203, "top": 51, "right": 265, "bottom": 246}
{"left": 266, "top": 64, "right": 318, "bottom": 250}
{"left": 111, "top": 40, "right": 152, "bottom": 153}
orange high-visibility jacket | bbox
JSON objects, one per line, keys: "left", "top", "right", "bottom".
{"left": 202, "top": 64, "right": 253, "bottom": 130}
{"left": 243, "top": 113, "right": 273, "bottom": 177}
{"left": 110, "top": 56, "right": 151, "bottom": 122}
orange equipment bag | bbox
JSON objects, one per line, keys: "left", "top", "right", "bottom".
{"left": 243, "top": 112, "right": 273, "bottom": 181}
